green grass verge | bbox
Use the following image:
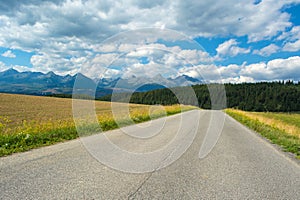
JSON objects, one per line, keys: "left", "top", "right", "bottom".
{"left": 225, "top": 110, "right": 300, "bottom": 159}
{"left": 0, "top": 108, "right": 195, "bottom": 157}
{"left": 0, "top": 127, "right": 78, "bottom": 156}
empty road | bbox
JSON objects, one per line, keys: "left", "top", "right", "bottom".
{"left": 1, "top": 110, "right": 299, "bottom": 199}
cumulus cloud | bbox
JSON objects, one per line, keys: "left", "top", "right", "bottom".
{"left": 12, "top": 65, "right": 35, "bottom": 72}
{"left": 176, "top": 0, "right": 299, "bottom": 41}
{"left": 221, "top": 76, "right": 255, "bottom": 83}
{"left": 0, "top": 0, "right": 298, "bottom": 51}
{"left": 30, "top": 52, "right": 89, "bottom": 75}
{"left": 277, "top": 25, "right": 300, "bottom": 52}
{"left": 1, "top": 50, "right": 16, "bottom": 58}
{"left": 177, "top": 49, "right": 213, "bottom": 64}
{"left": 102, "top": 68, "right": 121, "bottom": 78}
{"left": 0, "top": 61, "right": 8, "bottom": 72}
{"left": 211, "top": 56, "right": 300, "bottom": 82}
{"left": 277, "top": 26, "right": 300, "bottom": 41}
{"left": 175, "top": 56, "right": 300, "bottom": 83}
{"left": 0, "top": 61, "right": 34, "bottom": 73}
{"left": 121, "top": 61, "right": 174, "bottom": 79}
{"left": 177, "top": 63, "right": 251, "bottom": 83}
{"left": 241, "top": 56, "right": 300, "bottom": 81}
{"left": 81, "top": 44, "right": 213, "bottom": 79}
{"left": 0, "top": 0, "right": 300, "bottom": 80}
{"left": 253, "top": 44, "right": 280, "bottom": 56}
{"left": 216, "top": 39, "right": 250, "bottom": 57}
{"left": 283, "top": 40, "right": 300, "bottom": 52}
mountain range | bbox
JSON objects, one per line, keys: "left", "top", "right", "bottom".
{"left": 0, "top": 68, "right": 202, "bottom": 97}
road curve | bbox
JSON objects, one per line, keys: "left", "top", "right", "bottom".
{"left": 1, "top": 110, "right": 299, "bottom": 199}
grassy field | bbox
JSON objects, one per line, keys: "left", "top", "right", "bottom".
{"left": 225, "top": 109, "right": 300, "bottom": 159}
{"left": 0, "top": 93, "right": 196, "bottom": 156}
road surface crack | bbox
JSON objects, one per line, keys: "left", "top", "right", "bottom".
{"left": 127, "top": 171, "right": 155, "bottom": 199}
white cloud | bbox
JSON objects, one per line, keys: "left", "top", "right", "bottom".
{"left": 81, "top": 45, "right": 212, "bottom": 79}
{"left": 177, "top": 49, "right": 213, "bottom": 64}
{"left": 277, "top": 26, "right": 300, "bottom": 41}
{"left": 0, "top": 61, "right": 33, "bottom": 73}
{"left": 177, "top": 64, "right": 223, "bottom": 82}
{"left": 241, "top": 56, "right": 300, "bottom": 81}
{"left": 30, "top": 52, "right": 89, "bottom": 76}
{"left": 253, "top": 44, "right": 280, "bottom": 56}
{"left": 0, "top": 0, "right": 299, "bottom": 78}
{"left": 12, "top": 65, "right": 34, "bottom": 72}
{"left": 76, "top": 41, "right": 214, "bottom": 80}
{"left": 221, "top": 76, "right": 255, "bottom": 83}
{"left": 1, "top": 50, "right": 16, "bottom": 58}
{"left": 283, "top": 39, "right": 300, "bottom": 52}
{"left": 127, "top": 49, "right": 155, "bottom": 57}
{"left": 0, "top": 0, "right": 298, "bottom": 52}
{"left": 102, "top": 68, "right": 121, "bottom": 78}
{"left": 94, "top": 44, "right": 118, "bottom": 53}
{"left": 218, "top": 64, "right": 240, "bottom": 78}
{"left": 176, "top": 56, "right": 300, "bottom": 83}
{"left": 216, "top": 39, "right": 250, "bottom": 57}
{"left": 0, "top": 61, "right": 9, "bottom": 72}
{"left": 122, "top": 60, "right": 174, "bottom": 79}
{"left": 176, "top": 0, "right": 299, "bottom": 42}
{"left": 80, "top": 53, "right": 120, "bottom": 78}
{"left": 277, "top": 25, "right": 300, "bottom": 52}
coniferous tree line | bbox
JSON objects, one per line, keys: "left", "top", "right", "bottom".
{"left": 100, "top": 81, "right": 300, "bottom": 112}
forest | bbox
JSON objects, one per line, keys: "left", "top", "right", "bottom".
{"left": 100, "top": 81, "right": 300, "bottom": 112}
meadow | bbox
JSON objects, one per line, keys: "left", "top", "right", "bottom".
{"left": 0, "top": 93, "right": 196, "bottom": 156}
{"left": 225, "top": 109, "right": 300, "bottom": 159}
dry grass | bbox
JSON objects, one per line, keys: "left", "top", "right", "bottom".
{"left": 226, "top": 109, "right": 300, "bottom": 139}
{"left": 0, "top": 93, "right": 196, "bottom": 156}
{"left": 225, "top": 109, "right": 300, "bottom": 159}
{"left": 0, "top": 93, "right": 195, "bottom": 135}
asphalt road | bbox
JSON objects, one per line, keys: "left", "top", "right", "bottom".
{"left": 1, "top": 110, "right": 299, "bottom": 199}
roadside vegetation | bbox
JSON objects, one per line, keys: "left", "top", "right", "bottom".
{"left": 0, "top": 93, "right": 196, "bottom": 156}
{"left": 225, "top": 109, "right": 300, "bottom": 159}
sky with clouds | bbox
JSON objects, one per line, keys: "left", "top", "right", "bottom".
{"left": 0, "top": 0, "right": 299, "bottom": 83}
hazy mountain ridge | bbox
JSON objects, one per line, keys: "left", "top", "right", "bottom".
{"left": 0, "top": 69, "right": 202, "bottom": 97}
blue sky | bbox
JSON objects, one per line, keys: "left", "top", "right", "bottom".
{"left": 0, "top": 0, "right": 300, "bottom": 83}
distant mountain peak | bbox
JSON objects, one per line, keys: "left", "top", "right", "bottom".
{"left": 45, "top": 71, "right": 57, "bottom": 77}
{"left": 63, "top": 74, "right": 72, "bottom": 78}
{"left": 0, "top": 69, "right": 202, "bottom": 98}
{"left": 3, "top": 68, "right": 19, "bottom": 75}
{"left": 178, "top": 75, "right": 200, "bottom": 82}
